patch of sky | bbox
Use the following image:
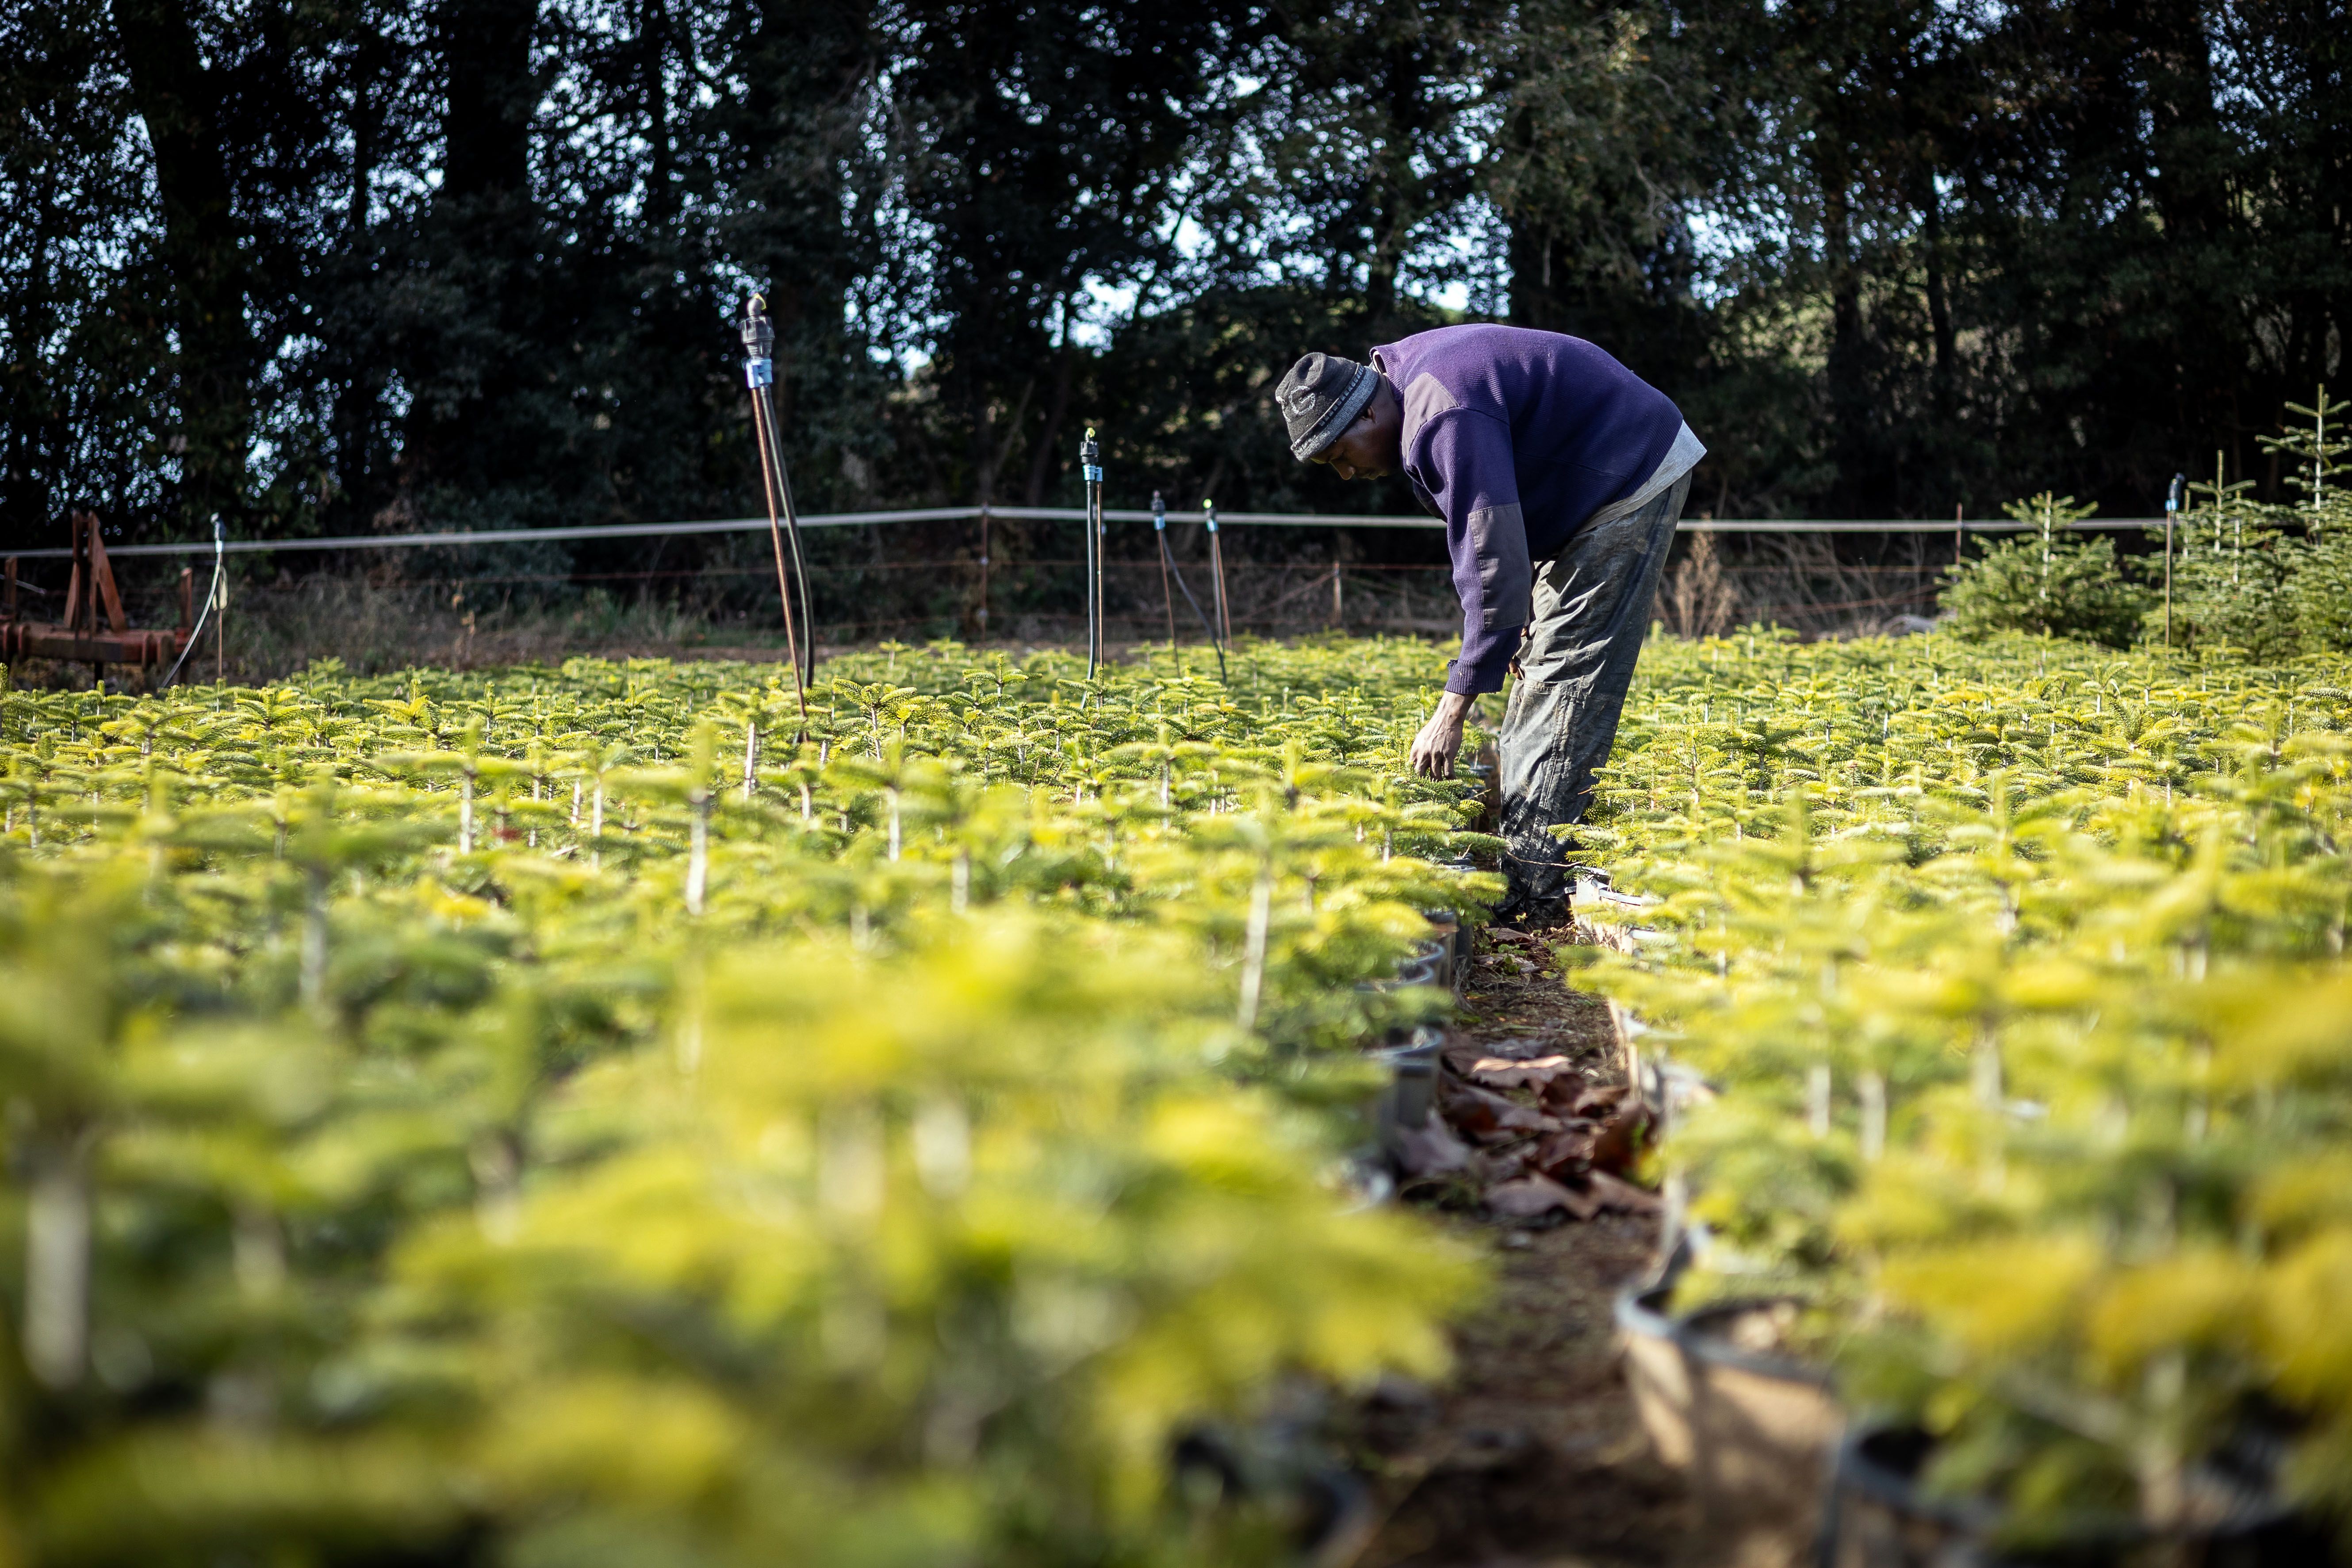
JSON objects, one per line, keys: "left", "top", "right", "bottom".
{"left": 1684, "top": 207, "right": 1753, "bottom": 305}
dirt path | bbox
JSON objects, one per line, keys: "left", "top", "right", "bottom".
{"left": 1342, "top": 938, "right": 1694, "bottom": 1568}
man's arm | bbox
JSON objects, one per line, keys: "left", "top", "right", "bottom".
{"left": 1419, "top": 410, "right": 1529, "bottom": 698}
{"left": 1410, "top": 408, "right": 1520, "bottom": 777}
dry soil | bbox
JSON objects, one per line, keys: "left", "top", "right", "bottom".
{"left": 1341, "top": 935, "right": 1696, "bottom": 1568}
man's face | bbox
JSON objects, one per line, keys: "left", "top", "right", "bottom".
{"left": 1310, "top": 380, "right": 1402, "bottom": 481}
{"left": 1314, "top": 418, "right": 1389, "bottom": 481}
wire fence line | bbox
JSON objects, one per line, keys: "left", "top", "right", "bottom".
{"left": 0, "top": 499, "right": 2137, "bottom": 682}
{"left": 5, "top": 504, "right": 2171, "bottom": 560}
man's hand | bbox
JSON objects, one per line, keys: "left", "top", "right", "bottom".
{"left": 1410, "top": 691, "right": 1476, "bottom": 778}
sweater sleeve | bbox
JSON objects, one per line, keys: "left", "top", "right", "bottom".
{"left": 1413, "top": 409, "right": 1528, "bottom": 696}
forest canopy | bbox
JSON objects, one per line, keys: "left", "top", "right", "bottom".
{"left": 2, "top": 0, "right": 2345, "bottom": 550}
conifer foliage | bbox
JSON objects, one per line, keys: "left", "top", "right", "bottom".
{"left": 0, "top": 638, "right": 1494, "bottom": 1566}
{"left": 1940, "top": 493, "right": 2151, "bottom": 647}
{"left": 1940, "top": 395, "right": 2352, "bottom": 664}
{"left": 1574, "top": 629, "right": 2352, "bottom": 1538}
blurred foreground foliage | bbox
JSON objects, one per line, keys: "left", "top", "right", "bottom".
{"left": 0, "top": 635, "right": 1494, "bottom": 1566}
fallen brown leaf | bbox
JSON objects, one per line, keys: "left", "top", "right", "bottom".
{"left": 1587, "top": 1169, "right": 1663, "bottom": 1214}
{"left": 1391, "top": 1117, "right": 1475, "bottom": 1177}
{"left": 1569, "top": 1084, "right": 1632, "bottom": 1119}
{"left": 1466, "top": 1054, "right": 1574, "bottom": 1090}
{"left": 1538, "top": 1075, "right": 1593, "bottom": 1115}
{"left": 1467, "top": 1145, "right": 1531, "bottom": 1186}
{"left": 1439, "top": 1078, "right": 1559, "bottom": 1142}
{"left": 1455, "top": 1034, "right": 1558, "bottom": 1063}
{"left": 1587, "top": 1103, "right": 1652, "bottom": 1175}
{"left": 1528, "top": 1124, "right": 1597, "bottom": 1179}
{"left": 1484, "top": 1173, "right": 1599, "bottom": 1221}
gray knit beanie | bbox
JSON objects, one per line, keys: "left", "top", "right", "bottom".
{"left": 1276, "top": 352, "right": 1378, "bottom": 461}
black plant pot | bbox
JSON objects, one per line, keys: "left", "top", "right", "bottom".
{"left": 1372, "top": 1027, "right": 1442, "bottom": 1169}
{"left": 1615, "top": 1280, "right": 1846, "bottom": 1568}
{"left": 1418, "top": 908, "right": 1467, "bottom": 993}
{"left": 1820, "top": 1424, "right": 2321, "bottom": 1568}
{"left": 1395, "top": 943, "right": 1448, "bottom": 990}
{"left": 1616, "top": 1280, "right": 1697, "bottom": 1469}
{"left": 1677, "top": 1297, "right": 1843, "bottom": 1566}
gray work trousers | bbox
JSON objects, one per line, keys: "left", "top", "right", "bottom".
{"left": 1495, "top": 473, "right": 1691, "bottom": 916}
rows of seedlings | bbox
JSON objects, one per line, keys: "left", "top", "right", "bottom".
{"left": 0, "top": 637, "right": 1505, "bottom": 1567}
{"left": 1569, "top": 629, "right": 2352, "bottom": 1564}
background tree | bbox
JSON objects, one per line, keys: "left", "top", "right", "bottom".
{"left": 0, "top": 0, "right": 2344, "bottom": 564}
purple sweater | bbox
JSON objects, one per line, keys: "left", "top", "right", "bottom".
{"left": 1371, "top": 325, "right": 1686, "bottom": 695}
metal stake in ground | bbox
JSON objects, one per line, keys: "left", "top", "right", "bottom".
{"left": 2165, "top": 472, "right": 2183, "bottom": 647}
{"left": 1094, "top": 444, "right": 1108, "bottom": 667}
{"left": 1080, "top": 428, "right": 1103, "bottom": 677}
{"left": 1204, "top": 498, "right": 1232, "bottom": 648}
{"left": 1154, "top": 491, "right": 1176, "bottom": 645}
{"left": 738, "top": 297, "right": 811, "bottom": 731}
{"left": 1152, "top": 489, "right": 1228, "bottom": 680}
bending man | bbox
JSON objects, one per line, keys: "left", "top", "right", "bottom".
{"left": 1276, "top": 324, "right": 1704, "bottom": 924}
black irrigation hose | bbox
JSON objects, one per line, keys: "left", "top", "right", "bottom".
{"left": 161, "top": 518, "right": 225, "bottom": 689}
{"left": 1152, "top": 492, "right": 1226, "bottom": 681}
{"left": 761, "top": 395, "right": 817, "bottom": 692}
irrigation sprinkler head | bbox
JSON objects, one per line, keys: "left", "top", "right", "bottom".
{"left": 1203, "top": 498, "right": 1218, "bottom": 533}
{"left": 739, "top": 299, "right": 775, "bottom": 383}
{"left": 1153, "top": 491, "right": 1166, "bottom": 530}
{"left": 2168, "top": 473, "right": 2185, "bottom": 512}
{"left": 739, "top": 297, "right": 773, "bottom": 352}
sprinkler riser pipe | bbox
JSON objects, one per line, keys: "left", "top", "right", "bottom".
{"left": 1153, "top": 491, "right": 1176, "bottom": 646}
{"left": 1203, "top": 500, "right": 1232, "bottom": 668}
{"left": 1079, "top": 430, "right": 1103, "bottom": 676}
{"left": 739, "top": 296, "right": 815, "bottom": 721}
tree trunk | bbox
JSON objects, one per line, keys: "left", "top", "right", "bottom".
{"left": 399, "top": 0, "right": 539, "bottom": 498}
{"left": 1818, "top": 130, "right": 1870, "bottom": 513}
{"left": 441, "top": 0, "right": 537, "bottom": 205}
{"left": 1362, "top": 35, "right": 1421, "bottom": 330}
{"left": 2134, "top": 0, "right": 2238, "bottom": 436}
{"left": 1024, "top": 295, "right": 1080, "bottom": 505}
{"left": 329, "top": 29, "right": 394, "bottom": 530}
{"left": 1922, "top": 180, "right": 1955, "bottom": 422}
{"left": 641, "top": 0, "right": 676, "bottom": 229}
{"left": 113, "top": 0, "right": 253, "bottom": 530}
